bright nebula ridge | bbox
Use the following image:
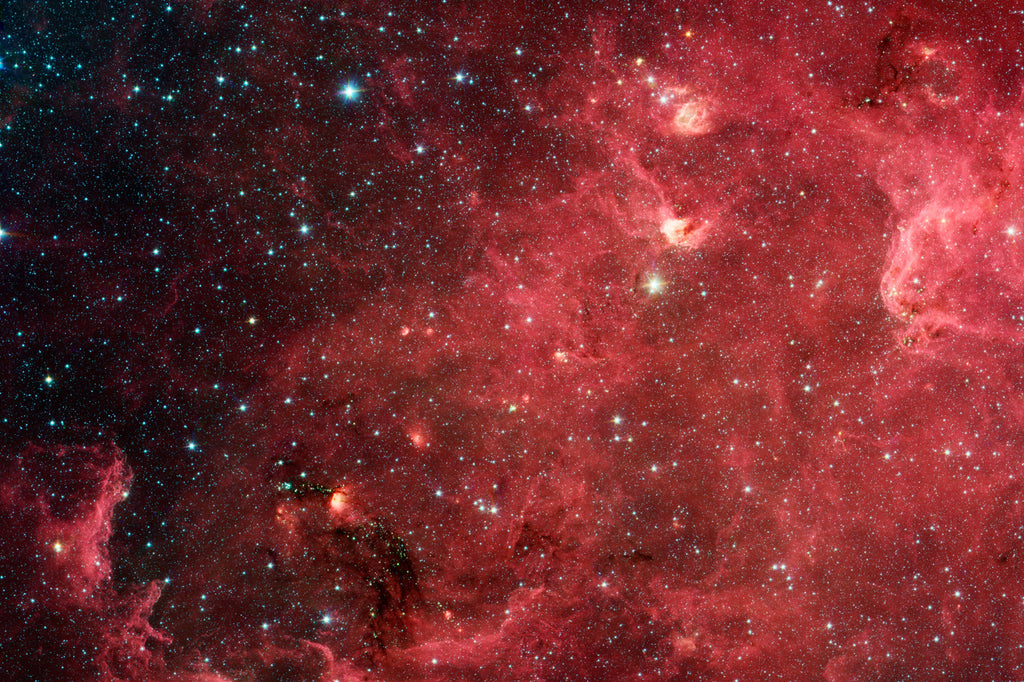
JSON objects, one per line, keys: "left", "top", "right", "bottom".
{"left": 4, "top": 1, "right": 1024, "bottom": 680}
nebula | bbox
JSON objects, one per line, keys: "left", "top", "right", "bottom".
{"left": 4, "top": 0, "right": 1024, "bottom": 679}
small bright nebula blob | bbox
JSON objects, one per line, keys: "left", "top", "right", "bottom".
{"left": 660, "top": 215, "right": 708, "bottom": 248}
{"left": 666, "top": 87, "right": 714, "bottom": 136}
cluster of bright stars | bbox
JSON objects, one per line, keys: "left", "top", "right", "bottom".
{"left": 338, "top": 68, "right": 470, "bottom": 103}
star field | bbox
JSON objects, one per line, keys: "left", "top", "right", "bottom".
{"left": 4, "top": 1, "right": 1024, "bottom": 680}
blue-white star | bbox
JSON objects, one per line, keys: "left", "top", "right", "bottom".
{"left": 339, "top": 81, "right": 360, "bottom": 101}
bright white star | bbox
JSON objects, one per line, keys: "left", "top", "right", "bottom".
{"left": 340, "top": 81, "right": 360, "bottom": 101}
